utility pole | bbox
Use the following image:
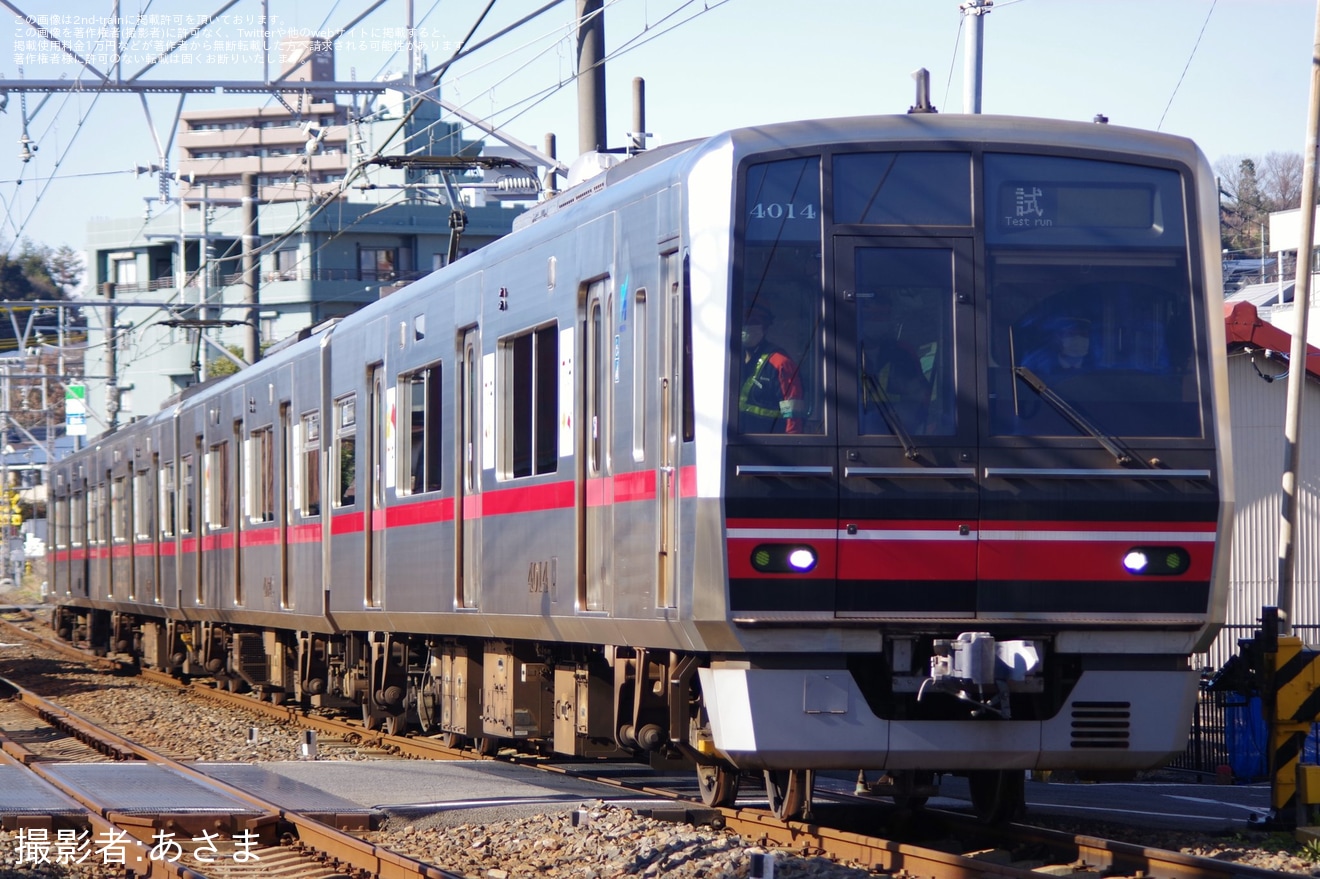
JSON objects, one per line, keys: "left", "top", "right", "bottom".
{"left": 576, "top": 0, "right": 607, "bottom": 155}
{"left": 961, "top": 0, "right": 992, "bottom": 114}
{"left": 630, "top": 77, "right": 649, "bottom": 154}
{"left": 102, "top": 282, "right": 119, "bottom": 433}
{"left": 1276, "top": 0, "right": 1320, "bottom": 634}
{"left": 200, "top": 182, "right": 210, "bottom": 380}
{"left": 241, "top": 173, "right": 260, "bottom": 366}
{"left": 544, "top": 133, "right": 559, "bottom": 196}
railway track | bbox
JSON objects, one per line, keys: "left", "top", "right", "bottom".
{"left": 0, "top": 610, "right": 1307, "bottom": 878}
{"left": 0, "top": 674, "right": 467, "bottom": 878}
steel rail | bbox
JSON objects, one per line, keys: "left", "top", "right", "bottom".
{"left": 0, "top": 675, "right": 468, "bottom": 878}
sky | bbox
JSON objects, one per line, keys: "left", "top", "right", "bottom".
{"left": 0, "top": 0, "right": 1315, "bottom": 262}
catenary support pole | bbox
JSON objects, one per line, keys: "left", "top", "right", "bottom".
{"left": 961, "top": 0, "right": 991, "bottom": 114}
{"left": 1276, "top": 0, "right": 1320, "bottom": 634}
{"left": 577, "top": 0, "right": 606, "bottom": 155}
{"left": 242, "top": 173, "right": 260, "bottom": 366}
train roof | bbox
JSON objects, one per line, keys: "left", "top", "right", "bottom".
{"left": 516, "top": 113, "right": 1207, "bottom": 232}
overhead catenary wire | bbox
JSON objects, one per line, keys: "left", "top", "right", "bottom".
{"left": 1158, "top": 0, "right": 1217, "bottom": 131}
{"left": 5, "top": 0, "right": 736, "bottom": 384}
{"left": 3, "top": 0, "right": 161, "bottom": 257}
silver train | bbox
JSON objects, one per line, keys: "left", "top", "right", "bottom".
{"left": 50, "top": 113, "right": 1233, "bottom": 821}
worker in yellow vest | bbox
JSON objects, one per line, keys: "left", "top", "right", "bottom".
{"left": 738, "top": 304, "right": 805, "bottom": 434}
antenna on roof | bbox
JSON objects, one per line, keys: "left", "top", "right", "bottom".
{"left": 908, "top": 69, "right": 938, "bottom": 114}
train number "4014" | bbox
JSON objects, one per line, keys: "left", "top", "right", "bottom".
{"left": 528, "top": 559, "right": 556, "bottom": 594}
{"left": 748, "top": 202, "right": 817, "bottom": 221}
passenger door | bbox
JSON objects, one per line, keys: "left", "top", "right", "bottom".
{"left": 657, "top": 253, "right": 685, "bottom": 609}
{"left": 581, "top": 280, "right": 611, "bottom": 612}
{"left": 367, "top": 363, "right": 385, "bottom": 608}
{"left": 456, "top": 329, "right": 481, "bottom": 608}
{"left": 832, "top": 237, "right": 979, "bottom": 619}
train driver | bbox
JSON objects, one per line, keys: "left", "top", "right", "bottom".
{"left": 738, "top": 304, "right": 805, "bottom": 434}
{"left": 858, "top": 293, "right": 930, "bottom": 435}
{"left": 1021, "top": 315, "right": 1093, "bottom": 377}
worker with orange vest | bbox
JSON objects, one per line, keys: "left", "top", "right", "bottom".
{"left": 738, "top": 304, "right": 805, "bottom": 434}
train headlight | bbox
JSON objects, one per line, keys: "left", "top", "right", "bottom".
{"left": 1122, "top": 546, "right": 1190, "bottom": 576}
{"left": 787, "top": 548, "right": 817, "bottom": 572}
{"left": 751, "top": 545, "right": 818, "bottom": 574}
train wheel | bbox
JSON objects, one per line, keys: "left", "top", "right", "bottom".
{"left": 967, "top": 769, "right": 1025, "bottom": 824}
{"left": 415, "top": 674, "right": 438, "bottom": 733}
{"left": 889, "top": 770, "right": 934, "bottom": 810}
{"left": 472, "top": 736, "right": 497, "bottom": 756}
{"left": 763, "top": 769, "right": 811, "bottom": 821}
{"left": 382, "top": 712, "right": 408, "bottom": 737}
{"left": 439, "top": 731, "right": 465, "bottom": 749}
{"left": 360, "top": 700, "right": 381, "bottom": 732}
{"left": 696, "top": 764, "right": 741, "bottom": 808}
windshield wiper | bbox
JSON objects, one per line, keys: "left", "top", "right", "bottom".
{"left": 862, "top": 372, "right": 920, "bottom": 460}
{"left": 1013, "top": 366, "right": 1143, "bottom": 467}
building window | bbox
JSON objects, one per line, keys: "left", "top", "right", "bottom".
{"left": 273, "top": 249, "right": 299, "bottom": 280}
{"left": 501, "top": 324, "right": 558, "bottom": 479}
{"left": 359, "top": 245, "right": 414, "bottom": 282}
{"left": 360, "top": 247, "right": 396, "bottom": 282}
{"left": 113, "top": 257, "right": 137, "bottom": 286}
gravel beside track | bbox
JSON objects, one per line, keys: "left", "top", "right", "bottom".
{"left": 4, "top": 617, "right": 1320, "bottom": 877}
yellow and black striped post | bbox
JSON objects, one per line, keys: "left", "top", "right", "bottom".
{"left": 1263, "top": 632, "right": 1320, "bottom": 819}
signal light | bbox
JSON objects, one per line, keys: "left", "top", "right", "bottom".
{"left": 750, "top": 544, "right": 818, "bottom": 574}
{"left": 1122, "top": 546, "right": 1190, "bottom": 576}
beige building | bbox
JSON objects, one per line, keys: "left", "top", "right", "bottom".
{"left": 174, "top": 35, "right": 416, "bottom": 205}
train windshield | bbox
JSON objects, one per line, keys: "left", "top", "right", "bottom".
{"left": 737, "top": 156, "right": 825, "bottom": 435}
{"left": 983, "top": 154, "right": 1200, "bottom": 438}
{"left": 734, "top": 149, "right": 1202, "bottom": 441}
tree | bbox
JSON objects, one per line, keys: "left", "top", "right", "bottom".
{"left": 205, "top": 344, "right": 246, "bottom": 380}
{"left": 12, "top": 240, "right": 61, "bottom": 300}
{"left": 1215, "top": 151, "right": 1304, "bottom": 260}
{"left": 0, "top": 258, "right": 37, "bottom": 301}
{"left": 46, "top": 245, "right": 84, "bottom": 295}
{"left": 1261, "top": 151, "right": 1304, "bottom": 211}
{"left": 1218, "top": 157, "right": 1265, "bottom": 258}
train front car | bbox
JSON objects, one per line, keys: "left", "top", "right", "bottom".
{"left": 689, "top": 114, "right": 1231, "bottom": 820}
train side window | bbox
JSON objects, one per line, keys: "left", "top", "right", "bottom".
{"left": 399, "top": 364, "right": 442, "bottom": 495}
{"left": 54, "top": 494, "right": 67, "bottom": 551}
{"left": 111, "top": 476, "right": 128, "bottom": 544}
{"left": 205, "top": 441, "right": 230, "bottom": 530}
{"left": 333, "top": 396, "right": 357, "bottom": 507}
{"left": 633, "top": 287, "right": 647, "bottom": 463}
{"left": 300, "top": 412, "right": 321, "bottom": 516}
{"left": 180, "top": 453, "right": 195, "bottom": 535}
{"left": 246, "top": 426, "right": 275, "bottom": 523}
{"left": 159, "top": 462, "right": 176, "bottom": 539}
{"left": 70, "top": 491, "right": 84, "bottom": 548}
{"left": 134, "top": 468, "right": 153, "bottom": 541}
{"left": 93, "top": 482, "right": 107, "bottom": 545}
{"left": 500, "top": 324, "right": 558, "bottom": 479}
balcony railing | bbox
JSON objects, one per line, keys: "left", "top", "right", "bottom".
{"left": 109, "top": 267, "right": 430, "bottom": 295}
